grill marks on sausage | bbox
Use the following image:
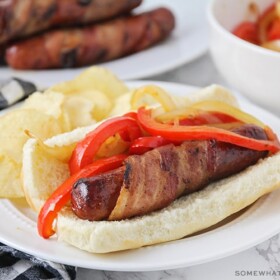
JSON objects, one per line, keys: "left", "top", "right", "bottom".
{"left": 77, "top": 0, "right": 92, "bottom": 7}
{"left": 179, "top": 143, "right": 210, "bottom": 195}
{"left": 0, "top": 0, "right": 143, "bottom": 45}
{"left": 124, "top": 162, "right": 132, "bottom": 187}
{"left": 41, "top": 3, "right": 57, "bottom": 21}
{"left": 60, "top": 48, "right": 77, "bottom": 68}
{"left": 71, "top": 124, "right": 268, "bottom": 221}
{"left": 5, "top": 8, "right": 175, "bottom": 69}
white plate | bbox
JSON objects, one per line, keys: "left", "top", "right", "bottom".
{"left": 0, "top": 0, "right": 208, "bottom": 87}
{"left": 1, "top": 81, "right": 280, "bottom": 272}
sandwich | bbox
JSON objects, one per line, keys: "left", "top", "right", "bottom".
{"left": 22, "top": 84, "right": 280, "bottom": 253}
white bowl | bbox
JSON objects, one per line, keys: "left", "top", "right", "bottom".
{"left": 207, "top": 0, "right": 280, "bottom": 115}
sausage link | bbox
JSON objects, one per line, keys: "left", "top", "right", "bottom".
{"left": 71, "top": 167, "right": 125, "bottom": 221}
{"left": 0, "top": 0, "right": 142, "bottom": 44}
{"left": 71, "top": 124, "right": 268, "bottom": 221}
{"left": 5, "top": 7, "right": 175, "bottom": 69}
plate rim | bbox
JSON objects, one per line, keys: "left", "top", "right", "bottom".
{"left": 0, "top": 81, "right": 280, "bottom": 271}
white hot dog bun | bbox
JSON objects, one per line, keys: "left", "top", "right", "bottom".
{"left": 22, "top": 85, "right": 280, "bottom": 253}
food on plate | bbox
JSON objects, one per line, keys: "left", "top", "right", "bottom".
{"left": 21, "top": 82, "right": 280, "bottom": 253}
{"left": 49, "top": 67, "right": 128, "bottom": 101}
{"left": 0, "top": 77, "right": 37, "bottom": 109}
{"left": 0, "top": 0, "right": 142, "bottom": 45}
{"left": 0, "top": 0, "right": 176, "bottom": 69}
{"left": 0, "top": 67, "right": 128, "bottom": 198}
{"left": 0, "top": 109, "right": 64, "bottom": 197}
{"left": 72, "top": 124, "right": 268, "bottom": 222}
{"left": 5, "top": 7, "right": 175, "bottom": 69}
{"left": 233, "top": 2, "right": 280, "bottom": 52}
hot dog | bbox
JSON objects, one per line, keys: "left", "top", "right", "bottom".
{"left": 0, "top": 0, "right": 142, "bottom": 45}
{"left": 72, "top": 124, "right": 268, "bottom": 221}
{"left": 5, "top": 8, "right": 175, "bottom": 69}
{"left": 21, "top": 84, "right": 280, "bottom": 253}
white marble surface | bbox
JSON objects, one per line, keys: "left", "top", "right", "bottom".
{"left": 76, "top": 53, "right": 280, "bottom": 280}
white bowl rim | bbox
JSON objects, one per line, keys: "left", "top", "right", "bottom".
{"left": 207, "top": 0, "right": 280, "bottom": 58}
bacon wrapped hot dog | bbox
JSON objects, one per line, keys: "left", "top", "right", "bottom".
{"left": 71, "top": 124, "right": 268, "bottom": 221}
{"left": 5, "top": 8, "right": 175, "bottom": 69}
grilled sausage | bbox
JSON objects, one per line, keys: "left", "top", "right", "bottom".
{"left": 5, "top": 7, "right": 175, "bottom": 69}
{"left": 0, "top": 0, "right": 142, "bottom": 45}
{"left": 72, "top": 167, "right": 125, "bottom": 221}
{"left": 71, "top": 124, "right": 268, "bottom": 221}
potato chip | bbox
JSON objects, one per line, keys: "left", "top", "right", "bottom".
{"left": 62, "top": 96, "right": 96, "bottom": 130}
{"left": 0, "top": 109, "right": 63, "bottom": 163}
{"left": 22, "top": 91, "right": 65, "bottom": 118}
{"left": 0, "top": 154, "right": 23, "bottom": 197}
{"left": 75, "top": 90, "right": 112, "bottom": 121}
{"left": 110, "top": 91, "right": 133, "bottom": 116}
{"left": 50, "top": 67, "right": 128, "bottom": 100}
{"left": 21, "top": 90, "right": 73, "bottom": 132}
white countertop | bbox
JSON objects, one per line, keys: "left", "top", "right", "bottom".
{"left": 76, "top": 53, "right": 280, "bottom": 280}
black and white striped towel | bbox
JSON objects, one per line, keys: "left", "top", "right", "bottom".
{"left": 0, "top": 243, "right": 76, "bottom": 280}
{"left": 0, "top": 78, "right": 37, "bottom": 109}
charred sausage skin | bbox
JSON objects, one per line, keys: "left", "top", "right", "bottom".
{"left": 71, "top": 124, "right": 268, "bottom": 221}
{"left": 5, "top": 7, "right": 175, "bottom": 69}
{"left": 0, "top": 0, "right": 142, "bottom": 44}
{"left": 71, "top": 167, "right": 125, "bottom": 221}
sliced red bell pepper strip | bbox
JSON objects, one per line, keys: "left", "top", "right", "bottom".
{"left": 69, "top": 116, "right": 142, "bottom": 174}
{"left": 38, "top": 154, "right": 127, "bottom": 239}
{"left": 119, "top": 112, "right": 141, "bottom": 141}
{"left": 233, "top": 21, "right": 259, "bottom": 44}
{"left": 118, "top": 126, "right": 142, "bottom": 143}
{"left": 179, "top": 112, "right": 239, "bottom": 126}
{"left": 129, "top": 136, "right": 172, "bottom": 155}
{"left": 137, "top": 107, "right": 280, "bottom": 153}
{"left": 123, "top": 111, "right": 138, "bottom": 120}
